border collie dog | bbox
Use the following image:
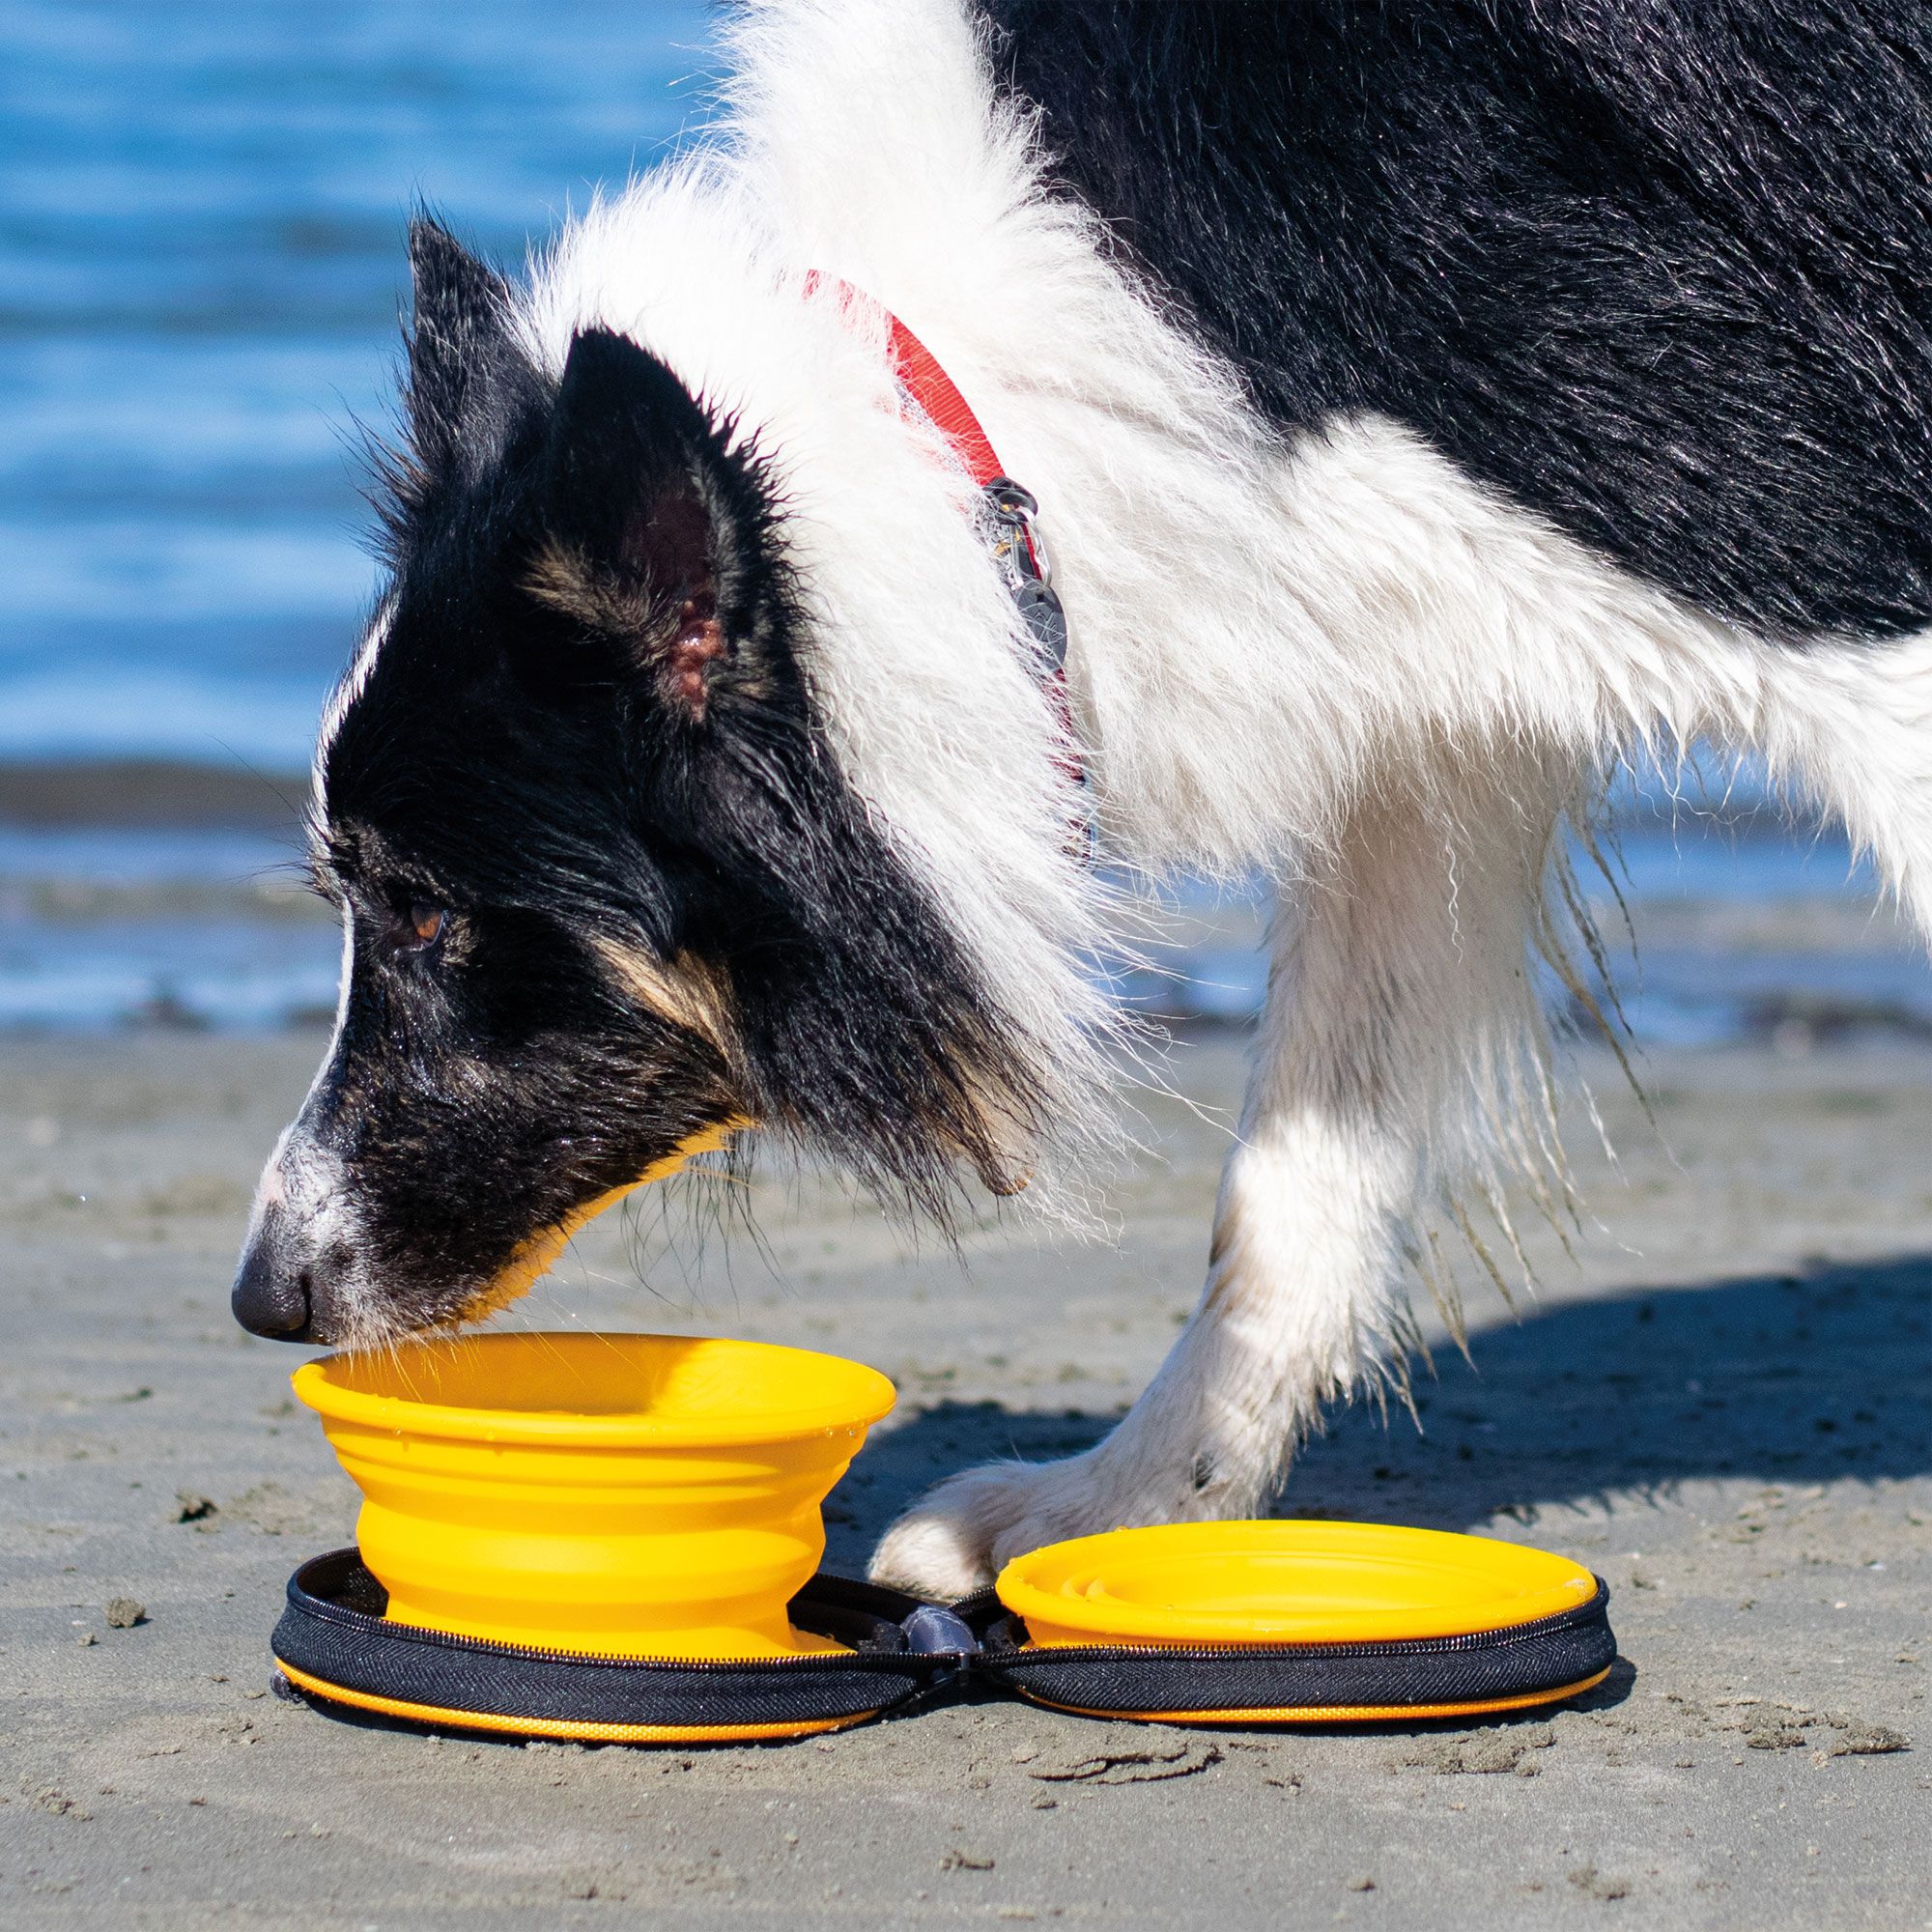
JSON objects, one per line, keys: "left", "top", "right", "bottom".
{"left": 234, "top": 1, "right": 1932, "bottom": 1596}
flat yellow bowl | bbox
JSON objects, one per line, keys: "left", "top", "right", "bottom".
{"left": 996, "top": 1520, "right": 1599, "bottom": 1648}
{"left": 295, "top": 1332, "right": 895, "bottom": 1662}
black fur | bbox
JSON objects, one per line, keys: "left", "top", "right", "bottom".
{"left": 980, "top": 0, "right": 1932, "bottom": 639}
{"left": 253, "top": 222, "right": 1045, "bottom": 1339}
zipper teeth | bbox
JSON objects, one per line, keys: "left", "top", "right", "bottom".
{"left": 297, "top": 1597, "right": 1602, "bottom": 1671}
{"left": 289, "top": 1572, "right": 916, "bottom": 1676}
{"left": 290, "top": 1556, "right": 1606, "bottom": 1675}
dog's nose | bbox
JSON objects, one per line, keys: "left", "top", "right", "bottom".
{"left": 231, "top": 1205, "right": 321, "bottom": 1341}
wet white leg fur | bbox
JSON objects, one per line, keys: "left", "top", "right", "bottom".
{"left": 874, "top": 621, "right": 1932, "bottom": 1596}
{"left": 490, "top": 0, "right": 1932, "bottom": 1595}
{"left": 871, "top": 749, "right": 1583, "bottom": 1594}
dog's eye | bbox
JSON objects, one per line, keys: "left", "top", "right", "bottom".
{"left": 393, "top": 900, "right": 446, "bottom": 954}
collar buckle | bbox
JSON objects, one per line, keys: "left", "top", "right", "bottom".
{"left": 981, "top": 476, "right": 1066, "bottom": 675}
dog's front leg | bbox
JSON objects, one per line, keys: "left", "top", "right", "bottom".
{"left": 871, "top": 757, "right": 1573, "bottom": 1598}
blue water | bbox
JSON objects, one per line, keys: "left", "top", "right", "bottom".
{"left": 0, "top": 0, "right": 715, "bottom": 764}
{"left": 1113, "top": 818, "right": 1932, "bottom": 1053}
{"left": 0, "top": 1, "right": 1927, "bottom": 1040}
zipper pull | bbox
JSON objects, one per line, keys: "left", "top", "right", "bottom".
{"left": 901, "top": 1605, "right": 981, "bottom": 1656}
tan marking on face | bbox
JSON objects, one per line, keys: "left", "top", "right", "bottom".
{"left": 446, "top": 1119, "right": 753, "bottom": 1328}
{"left": 589, "top": 935, "right": 738, "bottom": 1055}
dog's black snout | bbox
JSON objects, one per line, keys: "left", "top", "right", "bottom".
{"left": 231, "top": 1206, "right": 320, "bottom": 1342}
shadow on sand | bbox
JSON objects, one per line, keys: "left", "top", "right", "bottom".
{"left": 832, "top": 1251, "right": 1932, "bottom": 1563}
{"left": 813, "top": 1253, "right": 1929, "bottom": 1727}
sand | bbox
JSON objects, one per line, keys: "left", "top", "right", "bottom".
{"left": 3, "top": 1028, "right": 1928, "bottom": 1928}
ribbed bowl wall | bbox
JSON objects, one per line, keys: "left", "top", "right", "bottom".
{"left": 325, "top": 1419, "right": 871, "bottom": 1658}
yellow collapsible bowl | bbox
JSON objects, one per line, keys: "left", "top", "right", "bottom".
{"left": 293, "top": 1332, "right": 895, "bottom": 1661}
{"left": 998, "top": 1519, "right": 1601, "bottom": 1649}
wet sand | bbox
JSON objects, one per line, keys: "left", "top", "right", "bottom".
{"left": 3, "top": 1029, "right": 1928, "bottom": 1928}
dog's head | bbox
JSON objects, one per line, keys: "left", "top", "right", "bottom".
{"left": 232, "top": 221, "right": 1046, "bottom": 1347}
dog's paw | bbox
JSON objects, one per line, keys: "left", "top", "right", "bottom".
{"left": 867, "top": 1453, "right": 1150, "bottom": 1600}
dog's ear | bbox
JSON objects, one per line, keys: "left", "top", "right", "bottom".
{"left": 403, "top": 216, "right": 537, "bottom": 491}
{"left": 526, "top": 327, "right": 769, "bottom": 729}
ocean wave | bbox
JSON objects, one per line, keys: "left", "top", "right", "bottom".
{"left": 0, "top": 670, "right": 327, "bottom": 766}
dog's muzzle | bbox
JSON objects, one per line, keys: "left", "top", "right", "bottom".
{"left": 232, "top": 1202, "right": 331, "bottom": 1342}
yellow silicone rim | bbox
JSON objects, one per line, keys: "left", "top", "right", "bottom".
{"left": 293, "top": 1330, "right": 895, "bottom": 1450}
{"left": 997, "top": 1520, "right": 1602, "bottom": 1647}
{"left": 275, "top": 1662, "right": 871, "bottom": 1745}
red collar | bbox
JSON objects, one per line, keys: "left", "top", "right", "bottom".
{"left": 810, "top": 274, "right": 1087, "bottom": 822}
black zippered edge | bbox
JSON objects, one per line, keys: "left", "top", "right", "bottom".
{"left": 281, "top": 1549, "right": 932, "bottom": 1674}
{"left": 272, "top": 1550, "right": 1614, "bottom": 1734}
{"left": 970, "top": 1579, "right": 1617, "bottom": 1718}
{"left": 271, "top": 1550, "right": 955, "bottom": 1733}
